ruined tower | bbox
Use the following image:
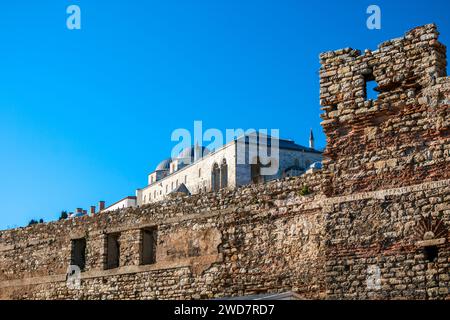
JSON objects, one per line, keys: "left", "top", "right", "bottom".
{"left": 319, "top": 23, "right": 449, "bottom": 197}
{"left": 320, "top": 24, "right": 450, "bottom": 300}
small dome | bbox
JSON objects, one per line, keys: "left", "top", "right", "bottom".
{"left": 155, "top": 158, "right": 172, "bottom": 171}
{"left": 310, "top": 162, "right": 322, "bottom": 169}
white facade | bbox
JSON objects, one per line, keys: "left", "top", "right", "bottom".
{"left": 137, "top": 142, "right": 237, "bottom": 205}
{"left": 135, "top": 134, "right": 323, "bottom": 206}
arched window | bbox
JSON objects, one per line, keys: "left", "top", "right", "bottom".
{"left": 251, "top": 157, "right": 262, "bottom": 184}
{"left": 211, "top": 163, "right": 220, "bottom": 192}
{"left": 220, "top": 159, "right": 228, "bottom": 188}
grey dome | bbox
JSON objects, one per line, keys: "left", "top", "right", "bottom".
{"left": 178, "top": 145, "right": 210, "bottom": 160}
{"left": 155, "top": 158, "right": 172, "bottom": 171}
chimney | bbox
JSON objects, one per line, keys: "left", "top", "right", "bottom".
{"left": 99, "top": 201, "right": 105, "bottom": 211}
{"left": 90, "top": 206, "right": 96, "bottom": 216}
{"left": 76, "top": 208, "right": 83, "bottom": 214}
{"left": 309, "top": 128, "right": 315, "bottom": 150}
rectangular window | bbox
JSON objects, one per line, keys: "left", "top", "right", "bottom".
{"left": 140, "top": 228, "right": 157, "bottom": 265}
{"left": 71, "top": 238, "right": 86, "bottom": 271}
{"left": 105, "top": 233, "right": 120, "bottom": 269}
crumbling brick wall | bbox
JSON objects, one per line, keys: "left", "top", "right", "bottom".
{"left": 319, "top": 24, "right": 449, "bottom": 197}
{"left": 320, "top": 24, "right": 449, "bottom": 300}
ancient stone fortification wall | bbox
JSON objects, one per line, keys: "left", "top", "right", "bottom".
{"left": 0, "top": 24, "right": 449, "bottom": 300}
{"left": 0, "top": 175, "right": 325, "bottom": 300}
{"left": 320, "top": 24, "right": 450, "bottom": 300}
{"left": 324, "top": 179, "right": 450, "bottom": 299}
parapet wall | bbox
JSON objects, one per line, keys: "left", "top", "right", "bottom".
{"left": 0, "top": 24, "right": 449, "bottom": 300}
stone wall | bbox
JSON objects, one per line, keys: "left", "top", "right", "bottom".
{"left": 0, "top": 24, "right": 449, "bottom": 300}
{"left": 323, "top": 179, "right": 450, "bottom": 299}
{"left": 0, "top": 175, "right": 325, "bottom": 300}
{"left": 319, "top": 24, "right": 450, "bottom": 300}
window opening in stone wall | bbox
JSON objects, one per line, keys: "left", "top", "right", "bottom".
{"left": 106, "top": 233, "right": 120, "bottom": 269}
{"left": 424, "top": 246, "right": 438, "bottom": 262}
{"left": 364, "top": 72, "right": 379, "bottom": 101}
{"left": 71, "top": 238, "right": 86, "bottom": 271}
{"left": 141, "top": 228, "right": 157, "bottom": 265}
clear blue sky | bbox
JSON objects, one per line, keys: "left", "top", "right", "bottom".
{"left": 0, "top": 0, "right": 449, "bottom": 230}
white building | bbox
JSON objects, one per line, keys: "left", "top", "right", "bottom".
{"left": 102, "top": 196, "right": 137, "bottom": 213}
{"left": 135, "top": 133, "right": 322, "bottom": 206}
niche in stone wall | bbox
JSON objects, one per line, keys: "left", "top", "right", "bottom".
{"left": 424, "top": 245, "right": 439, "bottom": 262}
{"left": 415, "top": 215, "right": 447, "bottom": 263}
